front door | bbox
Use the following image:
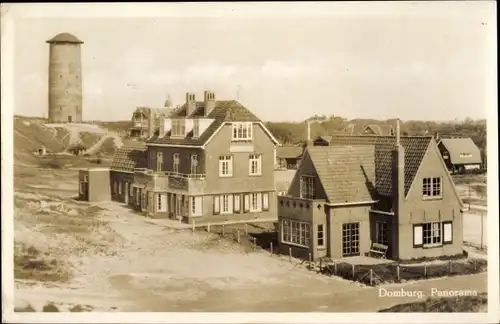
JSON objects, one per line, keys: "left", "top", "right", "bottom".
{"left": 342, "top": 223, "right": 360, "bottom": 257}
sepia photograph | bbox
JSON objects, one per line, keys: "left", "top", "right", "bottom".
{"left": 1, "top": 2, "right": 498, "bottom": 323}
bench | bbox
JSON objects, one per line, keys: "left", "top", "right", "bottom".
{"left": 370, "top": 242, "right": 388, "bottom": 259}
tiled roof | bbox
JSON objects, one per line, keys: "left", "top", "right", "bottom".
{"left": 317, "top": 135, "right": 433, "bottom": 197}
{"left": 147, "top": 100, "right": 261, "bottom": 146}
{"left": 307, "top": 146, "right": 376, "bottom": 204}
{"left": 110, "top": 143, "right": 148, "bottom": 172}
{"left": 276, "top": 145, "right": 303, "bottom": 159}
{"left": 342, "top": 122, "right": 395, "bottom": 136}
{"left": 439, "top": 138, "right": 482, "bottom": 165}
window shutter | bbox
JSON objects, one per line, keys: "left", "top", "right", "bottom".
{"left": 244, "top": 194, "right": 250, "bottom": 213}
{"left": 413, "top": 225, "right": 423, "bottom": 247}
{"left": 228, "top": 158, "right": 233, "bottom": 176}
{"left": 248, "top": 157, "right": 252, "bottom": 175}
{"left": 443, "top": 221, "right": 453, "bottom": 244}
{"left": 258, "top": 155, "right": 262, "bottom": 174}
{"left": 257, "top": 193, "right": 262, "bottom": 211}
{"left": 219, "top": 160, "right": 223, "bottom": 176}
{"left": 234, "top": 194, "right": 241, "bottom": 213}
{"left": 228, "top": 194, "right": 234, "bottom": 213}
{"left": 262, "top": 192, "right": 269, "bottom": 211}
{"left": 193, "top": 196, "right": 202, "bottom": 216}
{"left": 213, "top": 196, "right": 220, "bottom": 215}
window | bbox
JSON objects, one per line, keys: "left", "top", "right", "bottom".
{"left": 173, "top": 153, "right": 180, "bottom": 173}
{"left": 281, "top": 219, "right": 311, "bottom": 247}
{"left": 234, "top": 194, "right": 241, "bottom": 213}
{"left": 459, "top": 153, "right": 472, "bottom": 158}
{"left": 191, "top": 196, "right": 202, "bottom": 217}
{"left": 213, "top": 196, "right": 220, "bottom": 215}
{"left": 375, "top": 221, "right": 388, "bottom": 246}
{"left": 249, "top": 154, "right": 262, "bottom": 176}
{"left": 423, "top": 222, "right": 442, "bottom": 246}
{"left": 83, "top": 175, "right": 89, "bottom": 183}
{"left": 190, "top": 154, "right": 198, "bottom": 174}
{"left": 250, "top": 193, "right": 262, "bottom": 212}
{"left": 156, "top": 152, "right": 164, "bottom": 172}
{"left": 171, "top": 119, "right": 186, "bottom": 137}
{"left": 423, "top": 177, "right": 442, "bottom": 198}
{"left": 262, "top": 192, "right": 269, "bottom": 211}
{"left": 300, "top": 175, "right": 315, "bottom": 199}
{"left": 219, "top": 156, "right": 233, "bottom": 177}
{"left": 221, "top": 194, "right": 233, "bottom": 214}
{"left": 232, "top": 122, "right": 253, "bottom": 141}
{"left": 193, "top": 119, "right": 200, "bottom": 138}
{"left": 317, "top": 224, "right": 324, "bottom": 247}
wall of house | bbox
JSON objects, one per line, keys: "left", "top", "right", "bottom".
{"left": 110, "top": 171, "right": 134, "bottom": 204}
{"left": 77, "top": 170, "right": 89, "bottom": 201}
{"left": 287, "top": 151, "right": 327, "bottom": 199}
{"left": 203, "top": 123, "right": 276, "bottom": 195}
{"left": 147, "top": 146, "right": 205, "bottom": 174}
{"left": 399, "top": 140, "right": 463, "bottom": 260}
{"left": 88, "top": 169, "right": 111, "bottom": 202}
{"left": 327, "top": 204, "right": 372, "bottom": 259}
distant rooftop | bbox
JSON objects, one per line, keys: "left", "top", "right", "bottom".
{"left": 46, "top": 33, "right": 84, "bottom": 44}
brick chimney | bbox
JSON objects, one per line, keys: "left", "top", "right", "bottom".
{"left": 158, "top": 114, "right": 166, "bottom": 137}
{"left": 204, "top": 90, "right": 216, "bottom": 116}
{"left": 147, "top": 108, "right": 155, "bottom": 138}
{"left": 186, "top": 92, "right": 196, "bottom": 116}
{"left": 391, "top": 118, "right": 405, "bottom": 259}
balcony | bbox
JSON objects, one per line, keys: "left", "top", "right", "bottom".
{"left": 133, "top": 168, "right": 206, "bottom": 194}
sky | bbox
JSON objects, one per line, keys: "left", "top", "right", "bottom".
{"left": 8, "top": 2, "right": 497, "bottom": 122}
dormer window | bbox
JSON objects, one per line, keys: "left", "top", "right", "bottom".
{"left": 193, "top": 119, "right": 200, "bottom": 138}
{"left": 232, "top": 122, "right": 253, "bottom": 141}
{"left": 171, "top": 119, "right": 186, "bottom": 137}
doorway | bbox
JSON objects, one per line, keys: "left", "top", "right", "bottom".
{"left": 342, "top": 222, "right": 360, "bottom": 257}
{"left": 68, "top": 116, "right": 72, "bottom": 123}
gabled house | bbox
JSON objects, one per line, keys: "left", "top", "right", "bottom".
{"left": 128, "top": 107, "right": 174, "bottom": 138}
{"left": 437, "top": 137, "right": 482, "bottom": 174}
{"left": 109, "top": 91, "right": 279, "bottom": 224}
{"left": 277, "top": 125, "right": 465, "bottom": 261}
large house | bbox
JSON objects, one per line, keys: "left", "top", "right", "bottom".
{"left": 277, "top": 125, "right": 465, "bottom": 261}
{"left": 105, "top": 91, "right": 280, "bottom": 224}
{"left": 128, "top": 107, "right": 174, "bottom": 138}
{"left": 437, "top": 137, "right": 482, "bottom": 174}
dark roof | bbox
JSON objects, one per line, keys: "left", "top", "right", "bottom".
{"left": 439, "top": 138, "right": 482, "bottom": 165}
{"left": 46, "top": 33, "right": 84, "bottom": 44}
{"left": 147, "top": 100, "right": 261, "bottom": 146}
{"left": 307, "top": 145, "right": 376, "bottom": 203}
{"left": 276, "top": 145, "right": 303, "bottom": 159}
{"left": 110, "top": 144, "right": 147, "bottom": 172}
{"left": 314, "top": 135, "right": 433, "bottom": 197}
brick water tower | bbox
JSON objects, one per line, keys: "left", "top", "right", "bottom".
{"left": 46, "top": 32, "right": 84, "bottom": 123}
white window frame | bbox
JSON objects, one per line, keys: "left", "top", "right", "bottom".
{"left": 171, "top": 119, "right": 186, "bottom": 137}
{"left": 191, "top": 196, "right": 203, "bottom": 217}
{"left": 83, "top": 175, "right": 89, "bottom": 183}
{"left": 423, "top": 222, "right": 442, "bottom": 247}
{"left": 250, "top": 193, "right": 262, "bottom": 212}
{"left": 173, "top": 153, "right": 180, "bottom": 173}
{"left": 220, "top": 194, "right": 233, "bottom": 214}
{"left": 156, "top": 152, "right": 164, "bottom": 172}
{"left": 281, "top": 219, "right": 311, "bottom": 248}
{"left": 317, "top": 224, "right": 325, "bottom": 247}
{"left": 232, "top": 122, "right": 253, "bottom": 141}
{"left": 300, "top": 175, "right": 315, "bottom": 199}
{"left": 422, "top": 177, "right": 442, "bottom": 198}
{"left": 219, "top": 155, "right": 233, "bottom": 177}
{"left": 249, "top": 154, "right": 262, "bottom": 176}
{"left": 193, "top": 119, "right": 200, "bottom": 138}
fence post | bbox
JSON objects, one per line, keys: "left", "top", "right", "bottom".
{"left": 253, "top": 237, "right": 257, "bottom": 251}
{"left": 424, "top": 264, "right": 427, "bottom": 278}
{"left": 192, "top": 220, "right": 195, "bottom": 233}
{"left": 245, "top": 223, "right": 248, "bottom": 235}
{"left": 396, "top": 265, "right": 400, "bottom": 281}
{"left": 222, "top": 224, "right": 225, "bottom": 236}
{"left": 270, "top": 242, "right": 273, "bottom": 254}
{"left": 289, "top": 247, "right": 292, "bottom": 263}
{"left": 319, "top": 258, "right": 322, "bottom": 272}
{"left": 334, "top": 263, "right": 337, "bottom": 275}
{"left": 352, "top": 264, "right": 355, "bottom": 278}
{"left": 236, "top": 230, "right": 240, "bottom": 243}
{"left": 449, "top": 260, "right": 452, "bottom": 273}
{"left": 308, "top": 253, "right": 312, "bottom": 270}
{"left": 474, "top": 259, "right": 477, "bottom": 271}
{"left": 370, "top": 269, "right": 373, "bottom": 286}
{"left": 207, "top": 223, "right": 211, "bottom": 232}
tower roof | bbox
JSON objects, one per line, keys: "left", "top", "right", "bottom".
{"left": 46, "top": 33, "right": 84, "bottom": 44}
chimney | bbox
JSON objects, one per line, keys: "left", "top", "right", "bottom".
{"left": 186, "top": 92, "right": 196, "bottom": 116}
{"left": 147, "top": 108, "right": 155, "bottom": 138}
{"left": 204, "top": 90, "right": 216, "bottom": 116}
{"left": 391, "top": 118, "right": 405, "bottom": 259}
{"left": 159, "top": 115, "right": 166, "bottom": 137}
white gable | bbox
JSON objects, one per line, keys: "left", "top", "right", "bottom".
{"left": 198, "top": 118, "right": 215, "bottom": 137}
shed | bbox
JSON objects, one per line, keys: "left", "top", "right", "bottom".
{"left": 78, "top": 168, "right": 111, "bottom": 202}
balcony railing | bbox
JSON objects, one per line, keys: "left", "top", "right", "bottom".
{"left": 133, "top": 168, "right": 206, "bottom": 193}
